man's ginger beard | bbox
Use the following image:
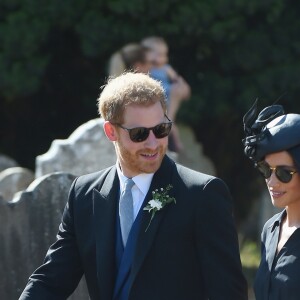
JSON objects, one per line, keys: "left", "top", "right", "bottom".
{"left": 114, "top": 139, "right": 167, "bottom": 176}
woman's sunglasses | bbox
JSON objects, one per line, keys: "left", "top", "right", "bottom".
{"left": 255, "top": 161, "right": 298, "bottom": 183}
{"left": 113, "top": 117, "right": 172, "bottom": 143}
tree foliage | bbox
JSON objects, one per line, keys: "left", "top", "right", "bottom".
{"left": 1, "top": 0, "right": 300, "bottom": 222}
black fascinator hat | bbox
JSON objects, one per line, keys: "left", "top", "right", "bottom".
{"left": 242, "top": 100, "right": 300, "bottom": 170}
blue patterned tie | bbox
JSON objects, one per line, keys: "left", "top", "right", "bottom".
{"left": 119, "top": 179, "right": 135, "bottom": 246}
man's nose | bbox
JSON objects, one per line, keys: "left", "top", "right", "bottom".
{"left": 145, "top": 130, "right": 159, "bottom": 148}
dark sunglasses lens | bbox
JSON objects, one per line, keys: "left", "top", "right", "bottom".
{"left": 129, "top": 127, "right": 149, "bottom": 142}
{"left": 276, "top": 168, "right": 293, "bottom": 183}
{"left": 256, "top": 163, "right": 271, "bottom": 179}
{"left": 153, "top": 123, "right": 172, "bottom": 138}
{"left": 128, "top": 123, "right": 172, "bottom": 142}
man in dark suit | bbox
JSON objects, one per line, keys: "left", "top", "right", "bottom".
{"left": 20, "top": 72, "right": 248, "bottom": 300}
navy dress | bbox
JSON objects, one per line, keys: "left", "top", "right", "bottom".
{"left": 254, "top": 210, "right": 300, "bottom": 300}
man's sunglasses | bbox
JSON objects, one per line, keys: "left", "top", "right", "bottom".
{"left": 255, "top": 161, "right": 298, "bottom": 183}
{"left": 113, "top": 116, "right": 172, "bottom": 143}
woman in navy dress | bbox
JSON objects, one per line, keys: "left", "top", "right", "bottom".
{"left": 242, "top": 101, "right": 300, "bottom": 300}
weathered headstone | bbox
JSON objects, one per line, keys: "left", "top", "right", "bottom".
{"left": 0, "top": 172, "right": 89, "bottom": 300}
{"left": 35, "top": 118, "right": 116, "bottom": 178}
{"left": 0, "top": 167, "right": 34, "bottom": 201}
{"left": 0, "top": 153, "right": 18, "bottom": 172}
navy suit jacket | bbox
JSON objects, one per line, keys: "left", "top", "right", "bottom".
{"left": 19, "top": 155, "right": 248, "bottom": 300}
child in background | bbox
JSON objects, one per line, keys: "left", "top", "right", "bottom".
{"left": 141, "top": 36, "right": 191, "bottom": 153}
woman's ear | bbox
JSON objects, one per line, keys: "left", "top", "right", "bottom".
{"left": 103, "top": 121, "right": 118, "bottom": 141}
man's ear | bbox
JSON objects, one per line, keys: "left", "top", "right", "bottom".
{"left": 103, "top": 121, "right": 118, "bottom": 141}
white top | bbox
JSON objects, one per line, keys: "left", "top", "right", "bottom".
{"left": 116, "top": 162, "right": 154, "bottom": 219}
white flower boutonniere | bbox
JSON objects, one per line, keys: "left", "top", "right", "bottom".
{"left": 143, "top": 184, "right": 176, "bottom": 231}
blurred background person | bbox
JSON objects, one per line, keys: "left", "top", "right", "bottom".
{"left": 243, "top": 102, "right": 300, "bottom": 300}
{"left": 108, "top": 43, "right": 151, "bottom": 77}
{"left": 141, "top": 36, "right": 191, "bottom": 153}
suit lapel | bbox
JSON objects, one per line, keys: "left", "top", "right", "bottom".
{"left": 93, "top": 167, "right": 120, "bottom": 300}
{"left": 129, "top": 156, "right": 176, "bottom": 287}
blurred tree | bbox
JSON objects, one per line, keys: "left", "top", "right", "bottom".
{"left": 1, "top": 0, "right": 300, "bottom": 224}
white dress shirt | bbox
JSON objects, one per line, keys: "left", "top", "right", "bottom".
{"left": 116, "top": 162, "right": 154, "bottom": 220}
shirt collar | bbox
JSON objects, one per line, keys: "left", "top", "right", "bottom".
{"left": 116, "top": 161, "right": 154, "bottom": 196}
{"left": 269, "top": 209, "right": 286, "bottom": 232}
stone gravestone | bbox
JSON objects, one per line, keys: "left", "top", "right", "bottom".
{"left": 0, "top": 153, "right": 18, "bottom": 172}
{"left": 0, "top": 172, "right": 88, "bottom": 300}
{"left": 0, "top": 167, "right": 34, "bottom": 201}
{"left": 35, "top": 118, "right": 116, "bottom": 178}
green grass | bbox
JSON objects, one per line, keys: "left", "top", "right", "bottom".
{"left": 240, "top": 240, "right": 260, "bottom": 298}
{"left": 241, "top": 240, "right": 260, "bottom": 269}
